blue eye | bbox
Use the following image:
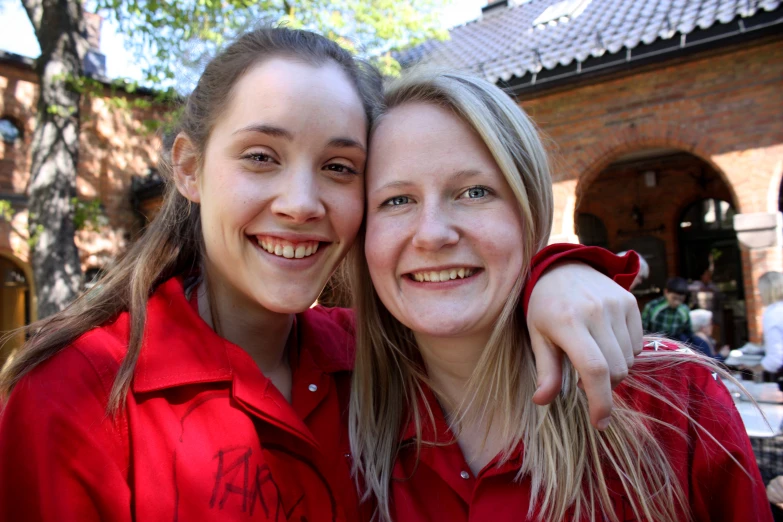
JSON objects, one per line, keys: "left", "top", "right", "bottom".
{"left": 384, "top": 196, "right": 410, "bottom": 207}
{"left": 462, "top": 186, "right": 490, "bottom": 199}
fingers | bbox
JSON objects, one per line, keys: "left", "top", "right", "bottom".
{"left": 625, "top": 293, "right": 644, "bottom": 357}
{"left": 590, "top": 316, "right": 629, "bottom": 389}
{"left": 545, "top": 324, "right": 614, "bottom": 430}
{"left": 573, "top": 334, "right": 614, "bottom": 430}
{"left": 530, "top": 326, "right": 564, "bottom": 406}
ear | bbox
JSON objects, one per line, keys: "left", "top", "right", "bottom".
{"left": 171, "top": 133, "right": 201, "bottom": 203}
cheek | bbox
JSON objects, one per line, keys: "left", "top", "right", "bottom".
{"left": 479, "top": 212, "right": 526, "bottom": 277}
{"left": 364, "top": 215, "right": 400, "bottom": 282}
{"left": 326, "top": 183, "right": 365, "bottom": 243}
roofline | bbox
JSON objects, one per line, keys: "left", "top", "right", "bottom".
{"left": 502, "top": 9, "right": 783, "bottom": 97}
{"left": 0, "top": 49, "right": 162, "bottom": 98}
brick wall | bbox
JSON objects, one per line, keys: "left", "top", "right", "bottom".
{"left": 0, "top": 58, "right": 165, "bottom": 272}
{"left": 521, "top": 37, "right": 783, "bottom": 342}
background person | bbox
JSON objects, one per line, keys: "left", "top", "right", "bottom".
{"left": 688, "top": 308, "right": 729, "bottom": 360}
{"left": 642, "top": 276, "right": 692, "bottom": 341}
{"left": 760, "top": 271, "right": 783, "bottom": 374}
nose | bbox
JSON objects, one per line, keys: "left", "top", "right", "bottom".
{"left": 270, "top": 167, "right": 326, "bottom": 224}
{"left": 411, "top": 205, "right": 459, "bottom": 251}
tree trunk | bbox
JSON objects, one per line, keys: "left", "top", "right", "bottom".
{"left": 22, "top": 0, "right": 88, "bottom": 317}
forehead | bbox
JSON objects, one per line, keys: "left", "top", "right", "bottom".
{"left": 368, "top": 102, "right": 498, "bottom": 185}
{"left": 216, "top": 58, "right": 367, "bottom": 140}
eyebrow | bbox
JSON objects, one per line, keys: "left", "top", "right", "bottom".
{"left": 232, "top": 125, "right": 365, "bottom": 154}
{"left": 328, "top": 137, "right": 366, "bottom": 154}
{"left": 233, "top": 124, "right": 293, "bottom": 139}
{"left": 373, "top": 169, "right": 484, "bottom": 193}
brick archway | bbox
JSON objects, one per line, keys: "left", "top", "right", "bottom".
{"left": 569, "top": 121, "right": 740, "bottom": 212}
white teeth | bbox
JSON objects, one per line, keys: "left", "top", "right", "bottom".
{"left": 411, "top": 267, "right": 476, "bottom": 283}
{"left": 258, "top": 238, "right": 321, "bottom": 260}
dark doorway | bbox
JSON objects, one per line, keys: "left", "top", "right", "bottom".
{"left": 678, "top": 198, "right": 744, "bottom": 347}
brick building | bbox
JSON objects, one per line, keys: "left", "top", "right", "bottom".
{"left": 403, "top": 0, "right": 783, "bottom": 347}
{"left": 0, "top": 15, "right": 166, "bottom": 360}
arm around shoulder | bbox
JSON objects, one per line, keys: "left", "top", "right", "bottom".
{"left": 0, "top": 342, "right": 131, "bottom": 522}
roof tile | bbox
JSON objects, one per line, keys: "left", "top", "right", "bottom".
{"left": 399, "top": 0, "right": 781, "bottom": 81}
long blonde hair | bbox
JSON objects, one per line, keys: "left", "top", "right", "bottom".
{"left": 0, "top": 28, "right": 382, "bottom": 411}
{"left": 348, "top": 70, "right": 741, "bottom": 522}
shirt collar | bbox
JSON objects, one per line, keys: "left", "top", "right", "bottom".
{"left": 129, "top": 278, "right": 355, "bottom": 394}
{"left": 131, "top": 277, "right": 233, "bottom": 393}
{"left": 399, "top": 381, "right": 526, "bottom": 472}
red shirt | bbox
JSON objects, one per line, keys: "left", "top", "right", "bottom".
{"left": 0, "top": 277, "right": 365, "bottom": 522}
{"left": 389, "top": 343, "right": 772, "bottom": 522}
{"left": 0, "top": 244, "right": 638, "bottom": 521}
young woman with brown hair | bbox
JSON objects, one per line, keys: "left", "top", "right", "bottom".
{"left": 1, "top": 29, "right": 645, "bottom": 522}
{"left": 349, "top": 69, "right": 770, "bottom": 522}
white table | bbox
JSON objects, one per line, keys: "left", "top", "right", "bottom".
{"left": 723, "top": 379, "right": 783, "bottom": 438}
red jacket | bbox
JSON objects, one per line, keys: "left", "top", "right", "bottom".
{"left": 0, "top": 277, "right": 364, "bottom": 522}
{"left": 389, "top": 343, "right": 772, "bottom": 522}
{"left": 0, "top": 245, "right": 638, "bottom": 521}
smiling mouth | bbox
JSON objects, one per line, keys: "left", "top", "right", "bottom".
{"left": 407, "top": 268, "right": 480, "bottom": 283}
{"left": 254, "top": 235, "right": 325, "bottom": 259}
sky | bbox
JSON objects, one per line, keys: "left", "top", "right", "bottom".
{"left": 0, "top": 1, "right": 485, "bottom": 83}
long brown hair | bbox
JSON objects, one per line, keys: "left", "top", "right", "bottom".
{"left": 348, "top": 69, "right": 745, "bottom": 522}
{"left": 0, "top": 27, "right": 382, "bottom": 412}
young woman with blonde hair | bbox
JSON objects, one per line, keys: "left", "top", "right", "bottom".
{"left": 349, "top": 69, "right": 770, "bottom": 522}
{"left": 0, "top": 28, "right": 648, "bottom": 522}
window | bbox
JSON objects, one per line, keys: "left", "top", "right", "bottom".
{"left": 0, "top": 118, "right": 21, "bottom": 145}
{"left": 680, "top": 199, "right": 736, "bottom": 232}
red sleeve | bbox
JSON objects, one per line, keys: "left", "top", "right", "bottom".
{"left": 0, "top": 344, "right": 131, "bottom": 522}
{"left": 686, "top": 366, "right": 773, "bottom": 522}
{"left": 523, "top": 244, "right": 640, "bottom": 314}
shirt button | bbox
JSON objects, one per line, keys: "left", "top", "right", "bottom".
{"left": 308, "top": 384, "right": 318, "bottom": 392}
{"left": 460, "top": 470, "right": 470, "bottom": 479}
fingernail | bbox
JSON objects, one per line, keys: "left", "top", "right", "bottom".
{"left": 597, "top": 417, "right": 611, "bottom": 430}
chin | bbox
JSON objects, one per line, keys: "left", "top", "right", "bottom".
{"left": 405, "top": 318, "right": 475, "bottom": 339}
{"left": 253, "top": 288, "right": 321, "bottom": 315}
